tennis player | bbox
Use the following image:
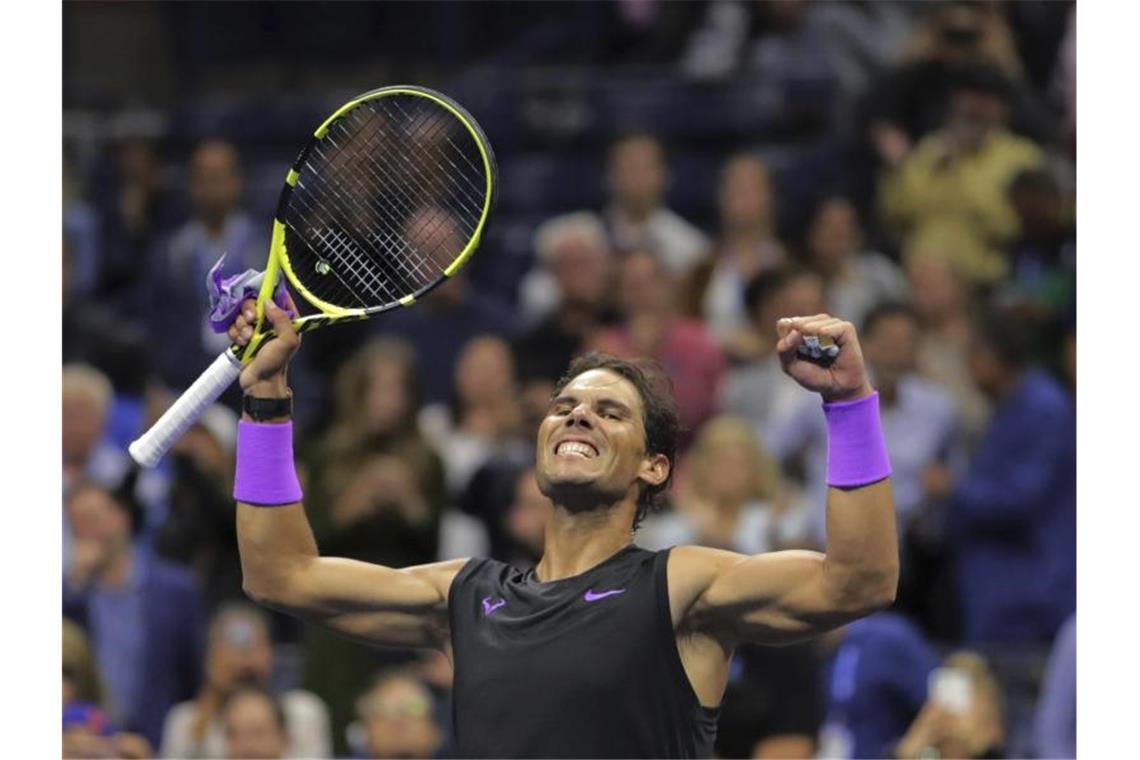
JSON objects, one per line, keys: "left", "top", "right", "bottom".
{"left": 229, "top": 297, "right": 897, "bottom": 758}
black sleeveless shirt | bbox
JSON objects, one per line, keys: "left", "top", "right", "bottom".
{"left": 448, "top": 544, "right": 720, "bottom": 758}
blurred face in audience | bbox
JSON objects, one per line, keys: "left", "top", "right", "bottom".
{"left": 208, "top": 613, "right": 274, "bottom": 694}
{"left": 362, "top": 675, "right": 442, "bottom": 760}
{"left": 456, "top": 336, "right": 515, "bottom": 407}
{"left": 62, "top": 388, "right": 106, "bottom": 468}
{"left": 906, "top": 254, "right": 966, "bottom": 325}
{"left": 551, "top": 234, "right": 611, "bottom": 311}
{"left": 191, "top": 140, "right": 243, "bottom": 228}
{"left": 224, "top": 691, "right": 287, "bottom": 760}
{"left": 66, "top": 486, "right": 130, "bottom": 568}
{"left": 702, "top": 443, "right": 754, "bottom": 506}
{"left": 808, "top": 198, "right": 861, "bottom": 273}
{"left": 506, "top": 469, "right": 551, "bottom": 560}
{"left": 618, "top": 250, "right": 673, "bottom": 316}
{"left": 947, "top": 88, "right": 1007, "bottom": 150}
{"left": 864, "top": 313, "right": 920, "bottom": 396}
{"left": 718, "top": 155, "right": 773, "bottom": 233}
{"left": 364, "top": 358, "right": 412, "bottom": 436}
{"left": 608, "top": 135, "right": 666, "bottom": 217}
{"left": 778, "top": 272, "right": 826, "bottom": 322}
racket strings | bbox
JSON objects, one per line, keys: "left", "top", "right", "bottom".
{"left": 283, "top": 93, "right": 490, "bottom": 310}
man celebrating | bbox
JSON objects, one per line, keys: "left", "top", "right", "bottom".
{"left": 229, "top": 297, "right": 897, "bottom": 758}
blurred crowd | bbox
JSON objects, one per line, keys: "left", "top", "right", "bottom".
{"left": 63, "top": 2, "right": 1076, "bottom": 758}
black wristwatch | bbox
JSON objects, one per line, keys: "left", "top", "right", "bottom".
{"left": 242, "top": 392, "right": 293, "bottom": 421}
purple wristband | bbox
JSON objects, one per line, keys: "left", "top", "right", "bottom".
{"left": 233, "top": 420, "right": 303, "bottom": 506}
{"left": 823, "top": 392, "right": 892, "bottom": 488}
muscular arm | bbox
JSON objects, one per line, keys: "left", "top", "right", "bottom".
{"left": 228, "top": 296, "right": 463, "bottom": 651}
{"left": 676, "top": 315, "right": 899, "bottom": 646}
{"left": 237, "top": 500, "right": 465, "bottom": 650}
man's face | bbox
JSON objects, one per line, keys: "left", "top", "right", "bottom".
{"left": 607, "top": 137, "right": 666, "bottom": 215}
{"left": 208, "top": 616, "right": 273, "bottom": 693}
{"left": 224, "top": 692, "right": 286, "bottom": 760}
{"left": 718, "top": 157, "right": 772, "bottom": 230}
{"left": 809, "top": 199, "right": 860, "bottom": 271}
{"left": 536, "top": 369, "right": 666, "bottom": 511}
{"left": 66, "top": 487, "right": 129, "bottom": 563}
{"left": 551, "top": 237, "right": 610, "bottom": 309}
{"left": 190, "top": 143, "right": 243, "bottom": 224}
{"left": 618, "top": 251, "right": 671, "bottom": 315}
{"left": 62, "top": 390, "right": 105, "bottom": 466}
{"left": 864, "top": 314, "right": 920, "bottom": 392}
{"left": 947, "top": 89, "right": 1006, "bottom": 149}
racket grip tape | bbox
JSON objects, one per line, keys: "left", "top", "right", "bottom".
{"left": 128, "top": 349, "right": 243, "bottom": 467}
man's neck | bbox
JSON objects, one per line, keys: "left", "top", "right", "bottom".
{"left": 615, "top": 204, "right": 656, "bottom": 227}
{"left": 535, "top": 503, "right": 635, "bottom": 582}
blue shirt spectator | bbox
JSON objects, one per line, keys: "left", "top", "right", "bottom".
{"left": 63, "top": 484, "right": 204, "bottom": 748}
{"left": 1034, "top": 613, "right": 1076, "bottom": 759}
{"left": 948, "top": 369, "right": 1075, "bottom": 644}
{"left": 818, "top": 613, "right": 939, "bottom": 759}
{"left": 145, "top": 140, "right": 265, "bottom": 391}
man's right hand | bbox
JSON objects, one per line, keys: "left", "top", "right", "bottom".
{"left": 227, "top": 296, "right": 301, "bottom": 396}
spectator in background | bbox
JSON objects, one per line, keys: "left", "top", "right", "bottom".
{"left": 893, "top": 652, "right": 1007, "bottom": 759}
{"left": 817, "top": 613, "right": 939, "bottom": 760}
{"left": 878, "top": 64, "right": 1044, "bottom": 285}
{"left": 515, "top": 211, "right": 617, "bottom": 379}
{"left": 905, "top": 242, "right": 990, "bottom": 445}
{"left": 222, "top": 687, "right": 289, "bottom": 760}
{"left": 1034, "top": 613, "right": 1076, "bottom": 760}
{"left": 161, "top": 603, "right": 331, "bottom": 759}
{"left": 301, "top": 338, "right": 446, "bottom": 756}
{"left": 64, "top": 161, "right": 102, "bottom": 301}
{"left": 602, "top": 132, "right": 709, "bottom": 276}
{"left": 419, "top": 334, "right": 528, "bottom": 499}
{"left": 862, "top": 1, "right": 1045, "bottom": 166}
{"left": 767, "top": 303, "right": 959, "bottom": 546}
{"left": 929, "top": 309, "right": 1076, "bottom": 644}
{"left": 94, "top": 137, "right": 184, "bottom": 319}
{"left": 1003, "top": 167, "right": 1076, "bottom": 319}
{"left": 354, "top": 668, "right": 445, "bottom": 760}
{"left": 639, "top": 416, "right": 808, "bottom": 555}
{"left": 679, "top": 153, "right": 786, "bottom": 348}
{"left": 500, "top": 467, "right": 550, "bottom": 569}
{"left": 64, "top": 617, "right": 108, "bottom": 713}
{"left": 373, "top": 271, "right": 517, "bottom": 407}
{"left": 63, "top": 364, "right": 129, "bottom": 494}
{"left": 719, "top": 267, "right": 824, "bottom": 442}
{"left": 146, "top": 138, "right": 265, "bottom": 391}
{"left": 805, "top": 195, "right": 909, "bottom": 330}
{"left": 590, "top": 249, "right": 725, "bottom": 445}
{"left": 64, "top": 241, "right": 151, "bottom": 401}
{"left": 63, "top": 481, "right": 203, "bottom": 748}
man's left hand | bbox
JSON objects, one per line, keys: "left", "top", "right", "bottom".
{"left": 776, "top": 314, "right": 873, "bottom": 403}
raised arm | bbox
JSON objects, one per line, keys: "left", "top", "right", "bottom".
{"left": 677, "top": 315, "right": 899, "bottom": 645}
{"left": 230, "top": 297, "right": 463, "bottom": 651}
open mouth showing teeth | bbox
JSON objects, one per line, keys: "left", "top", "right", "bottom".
{"left": 555, "top": 441, "right": 598, "bottom": 458}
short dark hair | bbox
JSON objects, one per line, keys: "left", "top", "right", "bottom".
{"left": 743, "top": 265, "right": 818, "bottom": 319}
{"left": 862, "top": 301, "right": 920, "bottom": 337}
{"left": 551, "top": 352, "right": 680, "bottom": 530}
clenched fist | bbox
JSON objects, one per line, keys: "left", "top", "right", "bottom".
{"left": 776, "top": 314, "right": 873, "bottom": 403}
{"left": 227, "top": 295, "right": 302, "bottom": 397}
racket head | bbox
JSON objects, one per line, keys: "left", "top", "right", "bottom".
{"left": 275, "top": 85, "right": 497, "bottom": 318}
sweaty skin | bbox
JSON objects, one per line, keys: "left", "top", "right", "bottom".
{"left": 231, "top": 300, "right": 897, "bottom": 710}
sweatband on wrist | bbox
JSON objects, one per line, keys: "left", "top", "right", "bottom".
{"left": 233, "top": 420, "right": 303, "bottom": 506}
{"left": 823, "top": 392, "right": 892, "bottom": 488}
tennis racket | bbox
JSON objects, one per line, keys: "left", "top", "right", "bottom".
{"left": 129, "top": 84, "right": 498, "bottom": 467}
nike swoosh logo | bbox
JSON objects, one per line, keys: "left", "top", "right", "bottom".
{"left": 584, "top": 588, "right": 627, "bottom": 602}
{"left": 482, "top": 597, "right": 506, "bottom": 616}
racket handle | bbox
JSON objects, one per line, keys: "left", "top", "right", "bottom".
{"left": 128, "top": 349, "right": 243, "bottom": 467}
